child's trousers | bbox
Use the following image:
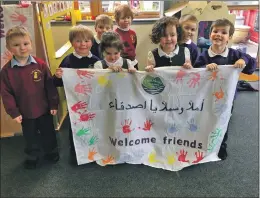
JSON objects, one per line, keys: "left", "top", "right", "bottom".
{"left": 21, "top": 113, "right": 58, "bottom": 160}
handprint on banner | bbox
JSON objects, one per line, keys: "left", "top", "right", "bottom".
{"left": 74, "top": 83, "right": 92, "bottom": 96}
{"left": 214, "top": 103, "right": 227, "bottom": 115}
{"left": 213, "top": 87, "right": 224, "bottom": 102}
{"left": 76, "top": 69, "right": 94, "bottom": 79}
{"left": 117, "top": 153, "right": 132, "bottom": 163}
{"left": 102, "top": 155, "right": 115, "bottom": 165}
{"left": 187, "top": 118, "right": 198, "bottom": 132}
{"left": 192, "top": 151, "right": 204, "bottom": 163}
{"left": 88, "top": 148, "right": 97, "bottom": 161}
{"left": 97, "top": 74, "right": 112, "bottom": 87}
{"left": 71, "top": 101, "right": 88, "bottom": 114}
{"left": 138, "top": 119, "right": 153, "bottom": 131}
{"left": 148, "top": 151, "right": 163, "bottom": 164}
{"left": 79, "top": 112, "right": 96, "bottom": 122}
{"left": 208, "top": 71, "right": 218, "bottom": 81}
{"left": 17, "top": 3, "right": 30, "bottom": 8}
{"left": 1, "top": 50, "right": 13, "bottom": 63}
{"left": 76, "top": 127, "right": 91, "bottom": 136}
{"left": 187, "top": 72, "right": 200, "bottom": 88}
{"left": 167, "top": 123, "right": 179, "bottom": 134}
{"left": 10, "top": 11, "right": 27, "bottom": 25}
{"left": 176, "top": 149, "right": 189, "bottom": 162}
{"left": 88, "top": 135, "right": 98, "bottom": 146}
{"left": 207, "top": 128, "right": 222, "bottom": 152}
{"left": 121, "top": 119, "right": 134, "bottom": 134}
{"left": 166, "top": 154, "right": 176, "bottom": 165}
{"left": 175, "top": 70, "right": 187, "bottom": 84}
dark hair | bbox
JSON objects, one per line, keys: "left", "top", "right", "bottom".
{"left": 150, "top": 16, "right": 179, "bottom": 44}
{"left": 100, "top": 31, "right": 124, "bottom": 54}
{"left": 114, "top": 4, "right": 134, "bottom": 23}
{"left": 210, "top": 18, "right": 235, "bottom": 37}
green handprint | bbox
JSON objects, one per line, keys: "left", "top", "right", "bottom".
{"left": 207, "top": 128, "right": 222, "bottom": 152}
{"left": 88, "top": 135, "right": 98, "bottom": 146}
{"left": 76, "top": 127, "right": 91, "bottom": 136}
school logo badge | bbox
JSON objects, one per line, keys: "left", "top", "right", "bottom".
{"left": 31, "top": 69, "right": 42, "bottom": 82}
{"left": 130, "top": 34, "right": 136, "bottom": 44}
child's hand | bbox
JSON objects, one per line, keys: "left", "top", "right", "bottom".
{"left": 206, "top": 63, "right": 218, "bottom": 71}
{"left": 14, "top": 115, "right": 22, "bottom": 123}
{"left": 128, "top": 68, "right": 137, "bottom": 73}
{"left": 50, "top": 110, "right": 57, "bottom": 115}
{"left": 145, "top": 65, "right": 154, "bottom": 72}
{"left": 55, "top": 68, "right": 63, "bottom": 78}
{"left": 234, "top": 59, "right": 246, "bottom": 68}
{"left": 109, "top": 66, "right": 122, "bottom": 72}
{"left": 182, "top": 62, "right": 193, "bottom": 69}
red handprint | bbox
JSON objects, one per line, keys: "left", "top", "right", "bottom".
{"left": 175, "top": 70, "right": 187, "bottom": 84}
{"left": 79, "top": 112, "right": 96, "bottom": 122}
{"left": 192, "top": 151, "right": 204, "bottom": 163}
{"left": 74, "top": 83, "right": 92, "bottom": 95}
{"left": 121, "top": 119, "right": 134, "bottom": 134}
{"left": 71, "top": 101, "right": 88, "bottom": 113}
{"left": 176, "top": 149, "right": 189, "bottom": 163}
{"left": 187, "top": 72, "right": 200, "bottom": 88}
{"left": 77, "top": 70, "right": 94, "bottom": 79}
{"left": 213, "top": 87, "right": 224, "bottom": 102}
{"left": 10, "top": 11, "right": 27, "bottom": 25}
{"left": 138, "top": 119, "right": 153, "bottom": 131}
{"left": 17, "top": 3, "right": 30, "bottom": 8}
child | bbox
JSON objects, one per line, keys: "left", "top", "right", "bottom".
{"left": 94, "top": 31, "right": 136, "bottom": 73}
{"left": 178, "top": 14, "right": 199, "bottom": 65}
{"left": 193, "top": 18, "right": 256, "bottom": 160}
{"left": 91, "top": 14, "right": 114, "bottom": 59}
{"left": 53, "top": 25, "right": 99, "bottom": 163}
{"left": 145, "top": 16, "right": 192, "bottom": 72}
{"left": 0, "top": 26, "right": 59, "bottom": 169}
{"left": 114, "top": 4, "right": 138, "bottom": 70}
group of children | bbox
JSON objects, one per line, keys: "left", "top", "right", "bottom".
{"left": 0, "top": 4, "right": 256, "bottom": 169}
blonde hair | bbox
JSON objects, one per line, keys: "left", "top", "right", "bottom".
{"left": 114, "top": 4, "right": 134, "bottom": 23}
{"left": 95, "top": 14, "right": 113, "bottom": 28}
{"left": 69, "top": 24, "right": 94, "bottom": 43}
{"left": 179, "top": 14, "right": 198, "bottom": 25}
{"left": 6, "top": 26, "right": 31, "bottom": 46}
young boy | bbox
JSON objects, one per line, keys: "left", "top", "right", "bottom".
{"left": 91, "top": 14, "right": 113, "bottom": 59}
{"left": 0, "top": 26, "right": 60, "bottom": 169}
{"left": 194, "top": 18, "right": 256, "bottom": 160}
{"left": 53, "top": 25, "right": 99, "bottom": 164}
{"left": 114, "top": 4, "right": 138, "bottom": 70}
{"left": 178, "top": 14, "right": 199, "bottom": 65}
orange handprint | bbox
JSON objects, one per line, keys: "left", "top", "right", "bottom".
{"left": 208, "top": 71, "right": 218, "bottom": 81}
{"left": 213, "top": 87, "right": 224, "bottom": 101}
{"left": 192, "top": 151, "right": 204, "bottom": 163}
{"left": 88, "top": 148, "right": 97, "bottom": 161}
{"left": 138, "top": 119, "right": 153, "bottom": 131}
{"left": 1, "top": 50, "right": 13, "bottom": 63}
{"left": 102, "top": 155, "right": 115, "bottom": 165}
{"left": 10, "top": 11, "right": 27, "bottom": 25}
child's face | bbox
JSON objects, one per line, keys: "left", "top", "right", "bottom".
{"left": 95, "top": 24, "right": 112, "bottom": 39}
{"left": 7, "top": 35, "right": 32, "bottom": 60}
{"left": 104, "top": 47, "right": 121, "bottom": 63}
{"left": 210, "top": 25, "right": 231, "bottom": 48}
{"left": 118, "top": 16, "right": 132, "bottom": 29}
{"left": 181, "top": 20, "right": 197, "bottom": 41}
{"left": 160, "top": 25, "right": 177, "bottom": 52}
{"left": 71, "top": 36, "right": 92, "bottom": 56}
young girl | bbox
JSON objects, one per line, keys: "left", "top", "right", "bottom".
{"left": 145, "top": 16, "right": 192, "bottom": 72}
{"left": 178, "top": 14, "right": 199, "bottom": 65}
{"left": 94, "top": 31, "right": 136, "bottom": 73}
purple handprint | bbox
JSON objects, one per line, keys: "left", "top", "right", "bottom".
{"left": 187, "top": 118, "right": 198, "bottom": 132}
{"left": 167, "top": 123, "right": 179, "bottom": 134}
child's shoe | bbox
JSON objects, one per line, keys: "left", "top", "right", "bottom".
{"left": 44, "top": 152, "right": 60, "bottom": 163}
{"left": 218, "top": 143, "right": 227, "bottom": 160}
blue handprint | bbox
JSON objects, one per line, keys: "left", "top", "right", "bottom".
{"left": 167, "top": 123, "right": 179, "bottom": 134}
{"left": 187, "top": 118, "right": 198, "bottom": 132}
{"left": 214, "top": 103, "right": 227, "bottom": 115}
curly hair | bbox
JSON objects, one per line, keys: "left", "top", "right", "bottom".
{"left": 150, "top": 16, "right": 179, "bottom": 44}
{"left": 210, "top": 18, "right": 235, "bottom": 37}
{"left": 114, "top": 4, "right": 134, "bottom": 23}
{"left": 100, "top": 31, "right": 124, "bottom": 54}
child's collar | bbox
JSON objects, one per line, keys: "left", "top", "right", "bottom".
{"left": 94, "top": 35, "right": 101, "bottom": 44}
{"left": 208, "top": 46, "right": 229, "bottom": 57}
{"left": 158, "top": 45, "right": 179, "bottom": 58}
{"left": 73, "top": 51, "right": 92, "bottom": 59}
{"left": 117, "top": 26, "right": 130, "bottom": 31}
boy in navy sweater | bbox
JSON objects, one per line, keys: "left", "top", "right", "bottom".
{"left": 1, "top": 26, "right": 59, "bottom": 169}
{"left": 194, "top": 18, "right": 256, "bottom": 160}
{"left": 53, "top": 25, "right": 99, "bottom": 164}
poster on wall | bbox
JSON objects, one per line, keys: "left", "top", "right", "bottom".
{"left": 62, "top": 66, "right": 240, "bottom": 171}
{"left": 0, "top": 4, "right": 35, "bottom": 69}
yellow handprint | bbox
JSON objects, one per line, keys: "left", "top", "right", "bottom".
{"left": 166, "top": 154, "right": 175, "bottom": 165}
{"left": 116, "top": 72, "right": 127, "bottom": 78}
{"left": 97, "top": 73, "right": 112, "bottom": 87}
{"left": 148, "top": 151, "right": 163, "bottom": 164}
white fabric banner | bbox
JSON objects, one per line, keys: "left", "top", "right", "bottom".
{"left": 62, "top": 66, "right": 240, "bottom": 171}
{"left": 1, "top": 4, "right": 35, "bottom": 69}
